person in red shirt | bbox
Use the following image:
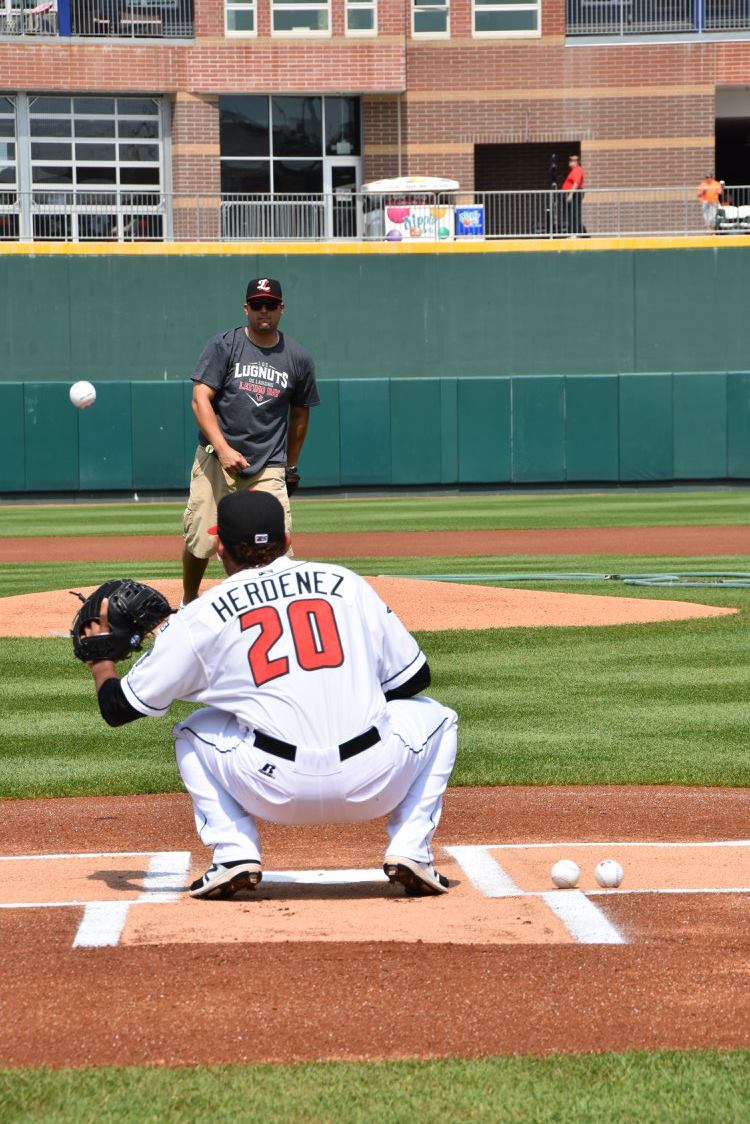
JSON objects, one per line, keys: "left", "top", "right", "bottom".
{"left": 561, "top": 154, "right": 586, "bottom": 235}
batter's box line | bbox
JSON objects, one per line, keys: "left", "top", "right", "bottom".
{"left": 474, "top": 840, "right": 750, "bottom": 849}
{"left": 73, "top": 851, "right": 192, "bottom": 948}
{"left": 443, "top": 845, "right": 625, "bottom": 945}
{"left": 0, "top": 850, "right": 181, "bottom": 861}
{"left": 443, "top": 840, "right": 750, "bottom": 945}
{"left": 0, "top": 851, "right": 191, "bottom": 949}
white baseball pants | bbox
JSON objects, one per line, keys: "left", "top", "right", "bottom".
{"left": 173, "top": 697, "right": 458, "bottom": 866}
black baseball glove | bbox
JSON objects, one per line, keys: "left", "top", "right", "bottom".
{"left": 70, "top": 579, "right": 174, "bottom": 664}
{"left": 285, "top": 466, "right": 301, "bottom": 496}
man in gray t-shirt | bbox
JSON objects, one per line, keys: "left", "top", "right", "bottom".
{"left": 182, "top": 277, "right": 319, "bottom": 604}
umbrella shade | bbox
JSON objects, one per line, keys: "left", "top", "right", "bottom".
{"left": 362, "top": 175, "right": 460, "bottom": 193}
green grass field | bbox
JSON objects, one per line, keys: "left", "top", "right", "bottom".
{"left": 0, "top": 486, "right": 748, "bottom": 537}
{"left": 2, "top": 1051, "right": 750, "bottom": 1124}
{"left": 2, "top": 491, "right": 749, "bottom": 1120}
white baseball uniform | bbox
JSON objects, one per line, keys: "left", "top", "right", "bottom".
{"left": 121, "top": 556, "right": 458, "bottom": 865}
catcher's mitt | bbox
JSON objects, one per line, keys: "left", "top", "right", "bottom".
{"left": 285, "top": 466, "right": 301, "bottom": 496}
{"left": 71, "top": 579, "right": 174, "bottom": 664}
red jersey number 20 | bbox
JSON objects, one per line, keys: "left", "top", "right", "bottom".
{"left": 240, "top": 598, "right": 344, "bottom": 686}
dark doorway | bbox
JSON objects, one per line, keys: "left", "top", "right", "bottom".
{"left": 474, "top": 142, "right": 581, "bottom": 235}
{"left": 715, "top": 118, "right": 750, "bottom": 205}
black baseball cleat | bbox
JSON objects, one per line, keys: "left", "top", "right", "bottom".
{"left": 189, "top": 859, "right": 263, "bottom": 900}
{"left": 383, "top": 855, "right": 450, "bottom": 896}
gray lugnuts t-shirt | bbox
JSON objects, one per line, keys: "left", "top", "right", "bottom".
{"left": 191, "top": 327, "right": 319, "bottom": 471}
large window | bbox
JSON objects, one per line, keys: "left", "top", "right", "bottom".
{"left": 271, "top": 0, "right": 330, "bottom": 34}
{"left": 219, "top": 95, "right": 360, "bottom": 194}
{"left": 29, "top": 95, "right": 162, "bottom": 190}
{"left": 412, "top": 0, "right": 449, "bottom": 34}
{"left": 0, "top": 97, "right": 18, "bottom": 240}
{"left": 1, "top": 94, "right": 167, "bottom": 240}
{"left": 473, "top": 0, "right": 539, "bottom": 35}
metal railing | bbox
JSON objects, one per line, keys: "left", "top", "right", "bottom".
{"left": 69, "top": 0, "right": 194, "bottom": 37}
{"left": 0, "top": 1, "right": 58, "bottom": 34}
{"left": 2, "top": 186, "right": 750, "bottom": 242}
{"left": 0, "top": 190, "right": 166, "bottom": 241}
{"left": 0, "top": 0, "right": 194, "bottom": 37}
{"left": 567, "top": 0, "right": 750, "bottom": 37}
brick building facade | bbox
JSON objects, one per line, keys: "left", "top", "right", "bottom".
{"left": 1, "top": 0, "right": 749, "bottom": 238}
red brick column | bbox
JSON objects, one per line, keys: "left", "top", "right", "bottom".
{"left": 171, "top": 92, "right": 221, "bottom": 241}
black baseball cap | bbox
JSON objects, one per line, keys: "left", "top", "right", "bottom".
{"left": 246, "top": 278, "right": 283, "bottom": 303}
{"left": 208, "top": 490, "right": 285, "bottom": 548}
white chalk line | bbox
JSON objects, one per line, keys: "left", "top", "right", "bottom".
{"left": 73, "top": 901, "right": 132, "bottom": 948}
{"left": 471, "top": 840, "right": 750, "bottom": 850}
{"left": 445, "top": 844, "right": 625, "bottom": 943}
{"left": 541, "top": 891, "right": 624, "bottom": 945}
{"left": 0, "top": 851, "right": 171, "bottom": 862}
{"left": 74, "top": 851, "right": 191, "bottom": 949}
{"left": 262, "top": 868, "right": 387, "bottom": 884}
{"left": 4, "top": 844, "right": 750, "bottom": 949}
{"left": 443, "top": 845, "right": 524, "bottom": 897}
{"left": 6, "top": 884, "right": 750, "bottom": 911}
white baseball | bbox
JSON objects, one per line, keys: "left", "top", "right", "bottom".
{"left": 69, "top": 380, "right": 97, "bottom": 409}
{"left": 550, "top": 859, "right": 580, "bottom": 889}
{"left": 594, "top": 859, "right": 624, "bottom": 888}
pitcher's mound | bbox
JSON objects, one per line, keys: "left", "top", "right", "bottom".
{"left": 0, "top": 577, "right": 735, "bottom": 637}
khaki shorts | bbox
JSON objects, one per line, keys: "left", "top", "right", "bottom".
{"left": 183, "top": 446, "right": 291, "bottom": 560}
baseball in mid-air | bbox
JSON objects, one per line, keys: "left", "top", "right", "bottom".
{"left": 594, "top": 859, "right": 624, "bottom": 888}
{"left": 69, "top": 380, "right": 97, "bottom": 409}
{"left": 550, "top": 858, "right": 580, "bottom": 888}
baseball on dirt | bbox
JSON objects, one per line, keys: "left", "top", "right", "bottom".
{"left": 594, "top": 859, "right": 624, "bottom": 888}
{"left": 69, "top": 380, "right": 97, "bottom": 409}
{"left": 550, "top": 859, "right": 580, "bottom": 889}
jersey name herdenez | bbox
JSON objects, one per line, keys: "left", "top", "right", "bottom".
{"left": 121, "top": 557, "right": 426, "bottom": 749}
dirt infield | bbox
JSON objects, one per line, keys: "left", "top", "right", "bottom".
{"left": 1, "top": 788, "right": 749, "bottom": 1067}
{"left": 1, "top": 520, "right": 749, "bottom": 1069}
{"left": 0, "top": 576, "right": 735, "bottom": 636}
{"left": 1, "top": 523, "right": 750, "bottom": 562}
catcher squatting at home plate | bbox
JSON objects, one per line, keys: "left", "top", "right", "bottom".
{"left": 73, "top": 490, "right": 459, "bottom": 901}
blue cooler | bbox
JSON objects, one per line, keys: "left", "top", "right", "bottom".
{"left": 455, "top": 204, "right": 484, "bottom": 238}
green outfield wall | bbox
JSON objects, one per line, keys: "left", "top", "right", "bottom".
{"left": 2, "top": 372, "right": 748, "bottom": 493}
{"left": 1, "top": 243, "right": 748, "bottom": 491}
{"left": 0, "top": 244, "right": 749, "bottom": 381}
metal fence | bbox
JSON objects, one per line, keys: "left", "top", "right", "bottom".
{"left": 2, "top": 186, "right": 750, "bottom": 242}
{"left": 69, "top": 0, "right": 194, "bottom": 37}
{"left": 0, "top": 1, "right": 58, "bottom": 34}
{"left": 0, "top": 0, "right": 194, "bottom": 37}
{"left": 566, "top": 0, "right": 750, "bottom": 36}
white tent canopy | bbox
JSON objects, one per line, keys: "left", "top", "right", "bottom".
{"left": 362, "top": 175, "right": 460, "bottom": 193}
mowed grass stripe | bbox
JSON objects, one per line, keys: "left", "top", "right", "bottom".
{"left": 1, "top": 1051, "right": 749, "bottom": 1124}
{"left": 2, "top": 553, "right": 750, "bottom": 599}
{"left": 1, "top": 582, "right": 748, "bottom": 796}
{"left": 1, "top": 488, "right": 749, "bottom": 536}
{"left": 0, "top": 638, "right": 192, "bottom": 798}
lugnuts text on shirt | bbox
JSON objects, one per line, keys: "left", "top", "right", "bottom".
{"left": 233, "top": 362, "right": 290, "bottom": 406}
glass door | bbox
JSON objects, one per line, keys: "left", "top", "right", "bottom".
{"left": 324, "top": 159, "right": 360, "bottom": 238}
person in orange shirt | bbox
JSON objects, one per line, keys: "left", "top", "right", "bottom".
{"left": 560, "top": 154, "right": 586, "bottom": 235}
{"left": 697, "top": 174, "right": 723, "bottom": 230}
